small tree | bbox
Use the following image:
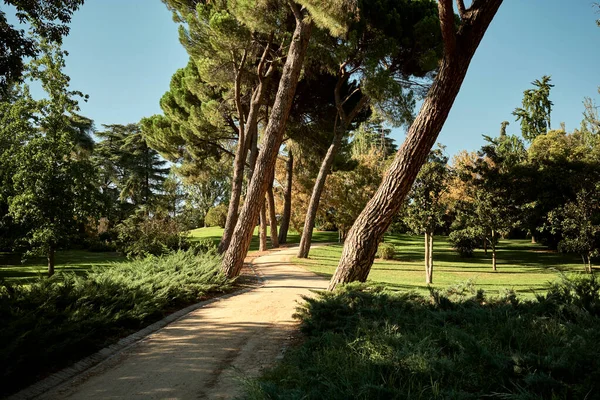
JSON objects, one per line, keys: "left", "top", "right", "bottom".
{"left": 513, "top": 75, "right": 554, "bottom": 142}
{"left": 7, "top": 42, "right": 99, "bottom": 276}
{"left": 404, "top": 146, "right": 449, "bottom": 284}
{"left": 547, "top": 188, "right": 600, "bottom": 273}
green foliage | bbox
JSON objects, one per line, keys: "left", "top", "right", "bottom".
{"left": 0, "top": 250, "right": 230, "bottom": 396}
{"left": 205, "top": 204, "right": 228, "bottom": 228}
{"left": 448, "top": 227, "right": 481, "bottom": 257}
{"left": 376, "top": 243, "right": 395, "bottom": 260}
{"left": 116, "top": 211, "right": 190, "bottom": 258}
{"left": 249, "top": 280, "right": 600, "bottom": 399}
{"left": 513, "top": 75, "right": 554, "bottom": 141}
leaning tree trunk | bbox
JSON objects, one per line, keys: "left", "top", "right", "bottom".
{"left": 328, "top": 0, "right": 503, "bottom": 290}
{"left": 259, "top": 200, "right": 268, "bottom": 251}
{"left": 47, "top": 246, "right": 55, "bottom": 277}
{"left": 278, "top": 150, "right": 293, "bottom": 244}
{"left": 267, "top": 177, "right": 279, "bottom": 248}
{"left": 298, "top": 128, "right": 344, "bottom": 258}
{"left": 219, "top": 134, "right": 246, "bottom": 254}
{"left": 221, "top": 8, "right": 312, "bottom": 278}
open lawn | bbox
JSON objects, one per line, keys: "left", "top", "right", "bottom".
{"left": 293, "top": 234, "right": 586, "bottom": 298}
{"left": 0, "top": 250, "right": 127, "bottom": 283}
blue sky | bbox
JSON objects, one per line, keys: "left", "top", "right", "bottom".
{"left": 8, "top": 0, "right": 600, "bottom": 157}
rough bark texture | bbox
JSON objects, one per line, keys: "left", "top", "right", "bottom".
{"left": 267, "top": 176, "right": 279, "bottom": 248}
{"left": 47, "top": 247, "right": 55, "bottom": 277}
{"left": 297, "top": 128, "right": 344, "bottom": 258}
{"left": 328, "top": 0, "right": 503, "bottom": 290}
{"left": 278, "top": 150, "right": 293, "bottom": 244}
{"left": 259, "top": 200, "right": 268, "bottom": 251}
{"left": 221, "top": 8, "right": 312, "bottom": 278}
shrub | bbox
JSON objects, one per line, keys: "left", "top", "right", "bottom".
{"left": 0, "top": 250, "right": 231, "bottom": 396}
{"left": 449, "top": 227, "right": 481, "bottom": 257}
{"left": 205, "top": 204, "right": 228, "bottom": 228}
{"left": 116, "top": 211, "right": 190, "bottom": 258}
{"left": 249, "top": 278, "right": 600, "bottom": 399}
{"left": 377, "top": 243, "right": 395, "bottom": 260}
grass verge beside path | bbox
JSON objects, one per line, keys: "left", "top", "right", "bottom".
{"left": 0, "top": 250, "right": 232, "bottom": 397}
{"left": 293, "top": 234, "right": 584, "bottom": 297}
{"left": 248, "top": 280, "right": 600, "bottom": 399}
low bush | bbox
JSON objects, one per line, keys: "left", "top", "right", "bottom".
{"left": 248, "top": 276, "right": 600, "bottom": 399}
{"left": 116, "top": 212, "right": 190, "bottom": 258}
{"left": 449, "top": 227, "right": 481, "bottom": 257}
{"left": 0, "top": 250, "right": 231, "bottom": 396}
{"left": 205, "top": 204, "right": 228, "bottom": 228}
{"left": 376, "top": 242, "right": 395, "bottom": 260}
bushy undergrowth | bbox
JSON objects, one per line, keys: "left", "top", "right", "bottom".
{"left": 448, "top": 227, "right": 481, "bottom": 257}
{"left": 248, "top": 276, "right": 600, "bottom": 399}
{"left": 0, "top": 250, "right": 231, "bottom": 396}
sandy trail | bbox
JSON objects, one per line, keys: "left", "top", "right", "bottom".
{"left": 39, "top": 246, "right": 327, "bottom": 400}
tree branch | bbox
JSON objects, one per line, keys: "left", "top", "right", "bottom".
{"left": 456, "top": 0, "right": 467, "bottom": 19}
{"left": 438, "top": 0, "right": 456, "bottom": 56}
{"left": 288, "top": 0, "right": 302, "bottom": 21}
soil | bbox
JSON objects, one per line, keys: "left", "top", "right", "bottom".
{"left": 38, "top": 246, "right": 327, "bottom": 400}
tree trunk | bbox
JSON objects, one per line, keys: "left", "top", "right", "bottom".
{"left": 47, "top": 247, "right": 55, "bottom": 277}
{"left": 531, "top": 234, "right": 536, "bottom": 244}
{"left": 428, "top": 232, "right": 434, "bottom": 284}
{"left": 267, "top": 178, "right": 279, "bottom": 248}
{"left": 219, "top": 136, "right": 246, "bottom": 254}
{"left": 483, "top": 238, "right": 488, "bottom": 254}
{"left": 297, "top": 128, "right": 344, "bottom": 258}
{"left": 424, "top": 232, "right": 431, "bottom": 284}
{"left": 259, "top": 200, "right": 268, "bottom": 251}
{"left": 221, "top": 10, "right": 312, "bottom": 278}
{"left": 327, "top": 0, "right": 503, "bottom": 290}
{"left": 278, "top": 150, "right": 293, "bottom": 244}
{"left": 491, "top": 230, "right": 497, "bottom": 271}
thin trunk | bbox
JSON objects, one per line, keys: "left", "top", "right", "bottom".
{"left": 327, "top": 0, "right": 503, "bottom": 290}
{"left": 47, "top": 247, "right": 55, "bottom": 277}
{"left": 298, "top": 128, "right": 344, "bottom": 258}
{"left": 483, "top": 238, "right": 488, "bottom": 254}
{"left": 424, "top": 232, "right": 430, "bottom": 284}
{"left": 219, "top": 135, "right": 246, "bottom": 254}
{"left": 531, "top": 234, "right": 536, "bottom": 244}
{"left": 428, "top": 232, "right": 434, "bottom": 284}
{"left": 267, "top": 173, "right": 279, "bottom": 248}
{"left": 278, "top": 150, "right": 293, "bottom": 244}
{"left": 491, "top": 230, "right": 497, "bottom": 271}
{"left": 259, "top": 200, "right": 268, "bottom": 251}
{"left": 221, "top": 9, "right": 312, "bottom": 278}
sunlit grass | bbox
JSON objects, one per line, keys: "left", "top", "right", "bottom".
{"left": 293, "top": 234, "right": 585, "bottom": 298}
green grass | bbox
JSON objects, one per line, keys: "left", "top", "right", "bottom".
{"left": 0, "top": 250, "right": 127, "bottom": 283}
{"left": 188, "top": 227, "right": 339, "bottom": 251}
{"left": 293, "top": 234, "right": 585, "bottom": 298}
{"left": 0, "top": 250, "right": 231, "bottom": 397}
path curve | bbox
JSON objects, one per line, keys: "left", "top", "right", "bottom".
{"left": 39, "top": 246, "right": 327, "bottom": 400}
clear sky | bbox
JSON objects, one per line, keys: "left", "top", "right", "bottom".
{"left": 8, "top": 0, "right": 600, "bottom": 157}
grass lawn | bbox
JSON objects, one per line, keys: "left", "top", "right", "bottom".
{"left": 188, "top": 226, "right": 339, "bottom": 250}
{"left": 0, "top": 250, "right": 127, "bottom": 283}
{"left": 292, "top": 234, "right": 586, "bottom": 298}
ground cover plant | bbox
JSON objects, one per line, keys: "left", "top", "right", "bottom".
{"left": 294, "top": 235, "right": 583, "bottom": 298}
{"left": 247, "top": 276, "right": 600, "bottom": 399}
{"left": 0, "top": 250, "right": 231, "bottom": 396}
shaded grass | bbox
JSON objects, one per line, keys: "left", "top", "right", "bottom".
{"left": 247, "top": 279, "right": 600, "bottom": 399}
{"left": 294, "top": 234, "right": 585, "bottom": 298}
{"left": 0, "top": 250, "right": 126, "bottom": 284}
{"left": 0, "top": 250, "right": 231, "bottom": 397}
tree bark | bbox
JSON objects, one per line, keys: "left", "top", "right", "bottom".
{"left": 47, "top": 246, "right": 55, "bottom": 277}
{"left": 428, "top": 232, "right": 434, "bottom": 284}
{"left": 267, "top": 171, "right": 279, "bottom": 248}
{"left": 259, "top": 200, "right": 268, "bottom": 251}
{"left": 327, "top": 0, "right": 503, "bottom": 290}
{"left": 278, "top": 150, "right": 293, "bottom": 244}
{"left": 297, "top": 128, "right": 344, "bottom": 258}
{"left": 221, "top": 6, "right": 312, "bottom": 278}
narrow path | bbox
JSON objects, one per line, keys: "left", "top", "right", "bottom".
{"left": 39, "top": 246, "right": 327, "bottom": 400}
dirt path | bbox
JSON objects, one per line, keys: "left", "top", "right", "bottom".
{"left": 38, "top": 246, "right": 327, "bottom": 400}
